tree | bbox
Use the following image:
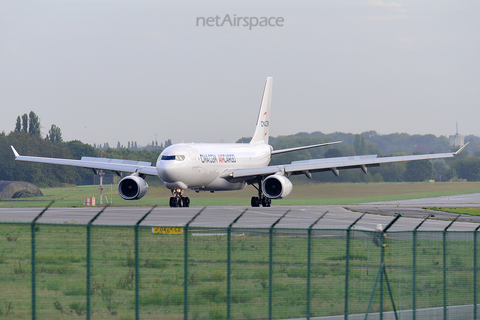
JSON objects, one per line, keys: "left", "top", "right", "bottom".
{"left": 15, "top": 116, "right": 21, "bottom": 132}
{"left": 445, "top": 167, "right": 457, "bottom": 180}
{"left": 324, "top": 148, "right": 343, "bottom": 158}
{"left": 28, "top": 111, "right": 41, "bottom": 136}
{"left": 46, "top": 124, "right": 63, "bottom": 143}
{"left": 452, "top": 157, "right": 480, "bottom": 181}
{"left": 21, "top": 113, "right": 28, "bottom": 132}
{"left": 403, "top": 160, "right": 433, "bottom": 182}
{"left": 378, "top": 162, "right": 406, "bottom": 182}
{"left": 372, "top": 173, "right": 384, "bottom": 182}
{"left": 66, "top": 140, "right": 99, "bottom": 159}
{"left": 432, "top": 159, "right": 449, "bottom": 181}
{"left": 354, "top": 134, "right": 372, "bottom": 155}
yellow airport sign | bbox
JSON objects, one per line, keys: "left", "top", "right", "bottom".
{"left": 152, "top": 227, "right": 183, "bottom": 234}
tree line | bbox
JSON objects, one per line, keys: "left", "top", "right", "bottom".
{"left": 1, "top": 112, "right": 480, "bottom": 187}
{"left": 1, "top": 112, "right": 166, "bottom": 187}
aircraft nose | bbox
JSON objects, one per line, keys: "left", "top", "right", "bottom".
{"left": 157, "top": 158, "right": 186, "bottom": 183}
{"left": 157, "top": 162, "right": 175, "bottom": 182}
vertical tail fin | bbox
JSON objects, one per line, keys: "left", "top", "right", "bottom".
{"left": 250, "top": 77, "right": 273, "bottom": 145}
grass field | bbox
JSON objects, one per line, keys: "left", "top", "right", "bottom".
{"left": 427, "top": 207, "right": 480, "bottom": 216}
{"left": 0, "top": 223, "right": 477, "bottom": 319}
{"left": 1, "top": 181, "right": 480, "bottom": 208}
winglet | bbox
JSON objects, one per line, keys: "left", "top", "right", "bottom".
{"left": 11, "top": 146, "right": 20, "bottom": 158}
{"left": 453, "top": 142, "right": 469, "bottom": 155}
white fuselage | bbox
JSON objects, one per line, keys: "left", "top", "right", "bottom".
{"left": 157, "top": 143, "right": 272, "bottom": 191}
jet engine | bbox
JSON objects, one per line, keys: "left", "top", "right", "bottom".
{"left": 118, "top": 175, "right": 149, "bottom": 200}
{"left": 262, "top": 174, "right": 293, "bottom": 199}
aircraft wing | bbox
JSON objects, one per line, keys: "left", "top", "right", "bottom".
{"left": 231, "top": 143, "right": 469, "bottom": 180}
{"left": 10, "top": 146, "right": 158, "bottom": 176}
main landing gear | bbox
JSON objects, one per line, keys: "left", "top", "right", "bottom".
{"left": 251, "top": 196, "right": 271, "bottom": 207}
{"left": 169, "top": 188, "right": 190, "bottom": 208}
{"left": 250, "top": 177, "right": 271, "bottom": 207}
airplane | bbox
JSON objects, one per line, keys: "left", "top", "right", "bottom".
{"left": 11, "top": 77, "right": 468, "bottom": 207}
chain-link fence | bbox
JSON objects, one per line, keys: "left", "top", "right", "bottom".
{"left": 1, "top": 205, "right": 480, "bottom": 319}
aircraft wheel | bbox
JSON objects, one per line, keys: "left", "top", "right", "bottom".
{"left": 262, "top": 197, "right": 271, "bottom": 207}
{"left": 251, "top": 197, "right": 260, "bottom": 207}
{"left": 176, "top": 197, "right": 183, "bottom": 207}
{"left": 169, "top": 197, "right": 175, "bottom": 207}
{"left": 182, "top": 197, "right": 190, "bottom": 207}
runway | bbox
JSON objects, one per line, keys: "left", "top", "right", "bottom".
{"left": 2, "top": 193, "right": 480, "bottom": 231}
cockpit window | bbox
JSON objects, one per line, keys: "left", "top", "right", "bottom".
{"left": 161, "top": 155, "right": 185, "bottom": 161}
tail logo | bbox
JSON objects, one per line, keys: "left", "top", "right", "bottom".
{"left": 261, "top": 121, "right": 269, "bottom": 127}
{"left": 263, "top": 112, "right": 267, "bottom": 116}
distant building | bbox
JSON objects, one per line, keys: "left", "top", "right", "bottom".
{"left": 449, "top": 122, "right": 464, "bottom": 148}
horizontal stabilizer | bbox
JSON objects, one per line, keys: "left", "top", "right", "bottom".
{"left": 272, "top": 141, "right": 342, "bottom": 155}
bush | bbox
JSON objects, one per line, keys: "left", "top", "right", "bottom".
{"left": 200, "top": 285, "right": 226, "bottom": 302}
{"left": 69, "top": 302, "right": 86, "bottom": 315}
{"left": 143, "top": 259, "right": 168, "bottom": 269}
{"left": 209, "top": 306, "right": 226, "bottom": 319}
{"left": 64, "top": 286, "right": 86, "bottom": 296}
{"left": 209, "top": 270, "right": 226, "bottom": 282}
{"left": 141, "top": 287, "right": 184, "bottom": 306}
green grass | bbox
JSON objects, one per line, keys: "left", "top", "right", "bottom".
{"left": 0, "top": 223, "right": 478, "bottom": 319}
{"left": 427, "top": 207, "right": 480, "bottom": 216}
{"left": 1, "top": 181, "right": 480, "bottom": 208}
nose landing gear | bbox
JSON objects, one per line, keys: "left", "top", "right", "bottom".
{"left": 169, "top": 188, "right": 190, "bottom": 207}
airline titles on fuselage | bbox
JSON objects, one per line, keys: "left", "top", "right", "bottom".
{"left": 200, "top": 154, "right": 237, "bottom": 164}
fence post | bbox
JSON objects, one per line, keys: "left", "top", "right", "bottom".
{"left": 135, "top": 206, "right": 156, "bottom": 320}
{"left": 412, "top": 213, "right": 432, "bottom": 320}
{"left": 269, "top": 210, "right": 290, "bottom": 320}
{"left": 86, "top": 205, "right": 109, "bottom": 320}
{"left": 474, "top": 224, "right": 480, "bottom": 320}
{"left": 307, "top": 211, "right": 328, "bottom": 320}
{"left": 227, "top": 209, "right": 248, "bottom": 320}
{"left": 344, "top": 213, "right": 366, "bottom": 320}
{"left": 184, "top": 207, "right": 206, "bottom": 320}
{"left": 381, "top": 213, "right": 402, "bottom": 320}
{"left": 30, "top": 201, "right": 54, "bottom": 320}
{"left": 365, "top": 213, "right": 402, "bottom": 320}
{"left": 443, "top": 215, "right": 460, "bottom": 320}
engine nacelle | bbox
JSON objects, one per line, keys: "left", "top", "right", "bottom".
{"left": 262, "top": 174, "right": 293, "bottom": 199}
{"left": 118, "top": 175, "right": 149, "bottom": 200}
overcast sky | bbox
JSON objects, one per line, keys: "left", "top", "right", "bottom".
{"left": 1, "top": 0, "right": 479, "bottom": 147}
